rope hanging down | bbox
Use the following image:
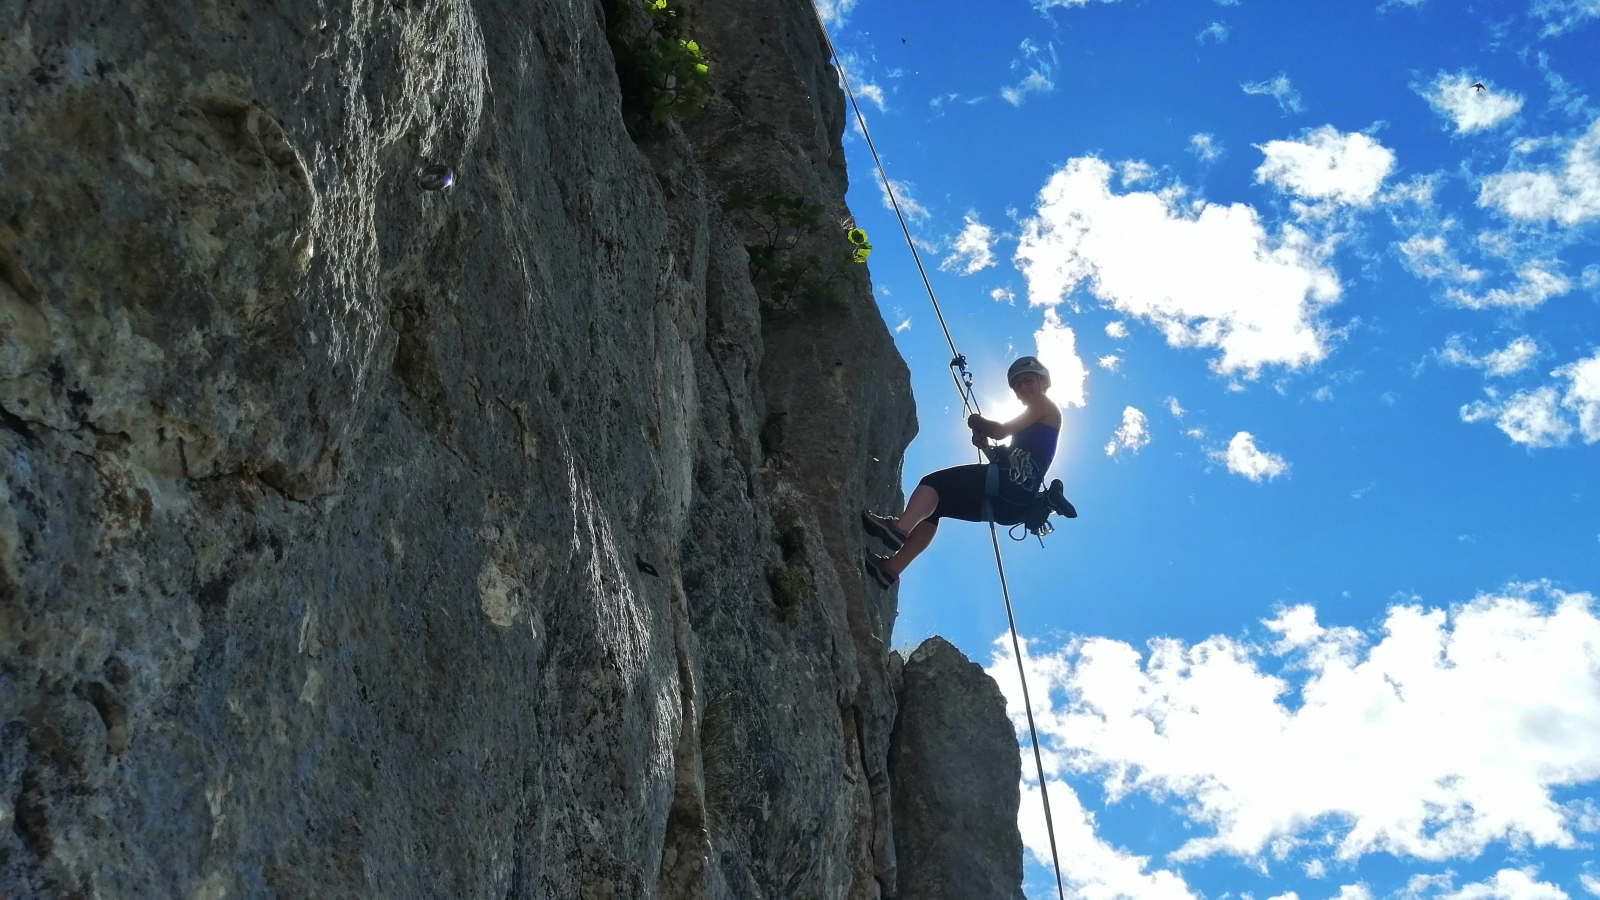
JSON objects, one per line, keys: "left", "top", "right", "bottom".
{"left": 808, "top": 12, "right": 1068, "bottom": 900}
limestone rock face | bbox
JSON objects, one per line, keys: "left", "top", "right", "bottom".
{"left": 0, "top": 0, "right": 927, "bottom": 895}
{"left": 889, "top": 637, "right": 1026, "bottom": 900}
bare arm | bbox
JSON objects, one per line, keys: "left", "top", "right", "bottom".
{"left": 968, "top": 399, "right": 1061, "bottom": 440}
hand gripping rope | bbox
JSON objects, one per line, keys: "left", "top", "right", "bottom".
{"left": 807, "top": 10, "right": 1069, "bottom": 900}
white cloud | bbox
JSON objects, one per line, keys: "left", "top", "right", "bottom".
{"left": 1105, "top": 406, "right": 1149, "bottom": 456}
{"left": 1539, "top": 53, "right": 1593, "bottom": 119}
{"left": 894, "top": 317, "right": 912, "bottom": 333}
{"left": 1439, "top": 335, "right": 1540, "bottom": 376}
{"left": 878, "top": 175, "right": 930, "bottom": 222}
{"left": 1461, "top": 386, "right": 1573, "bottom": 447}
{"left": 1420, "top": 74, "right": 1524, "bottom": 134}
{"left": 1197, "top": 21, "right": 1230, "bottom": 42}
{"left": 1014, "top": 157, "right": 1341, "bottom": 376}
{"left": 1255, "top": 127, "right": 1397, "bottom": 208}
{"left": 992, "top": 287, "right": 1016, "bottom": 304}
{"left": 1446, "top": 260, "right": 1571, "bottom": 309}
{"left": 1165, "top": 396, "right": 1185, "bottom": 417}
{"left": 988, "top": 585, "right": 1600, "bottom": 867}
{"left": 1105, "top": 321, "right": 1128, "bottom": 339}
{"left": 1002, "top": 39, "right": 1057, "bottom": 106}
{"left": 1478, "top": 118, "right": 1600, "bottom": 226}
{"left": 1034, "top": 308, "right": 1089, "bottom": 408}
{"left": 1335, "top": 886, "right": 1374, "bottom": 900}
{"left": 1121, "top": 160, "right": 1156, "bottom": 185}
{"left": 1532, "top": 0, "right": 1600, "bottom": 35}
{"left": 1242, "top": 74, "right": 1306, "bottom": 114}
{"left": 1555, "top": 348, "right": 1600, "bottom": 442}
{"left": 940, "top": 214, "right": 998, "bottom": 275}
{"left": 1441, "top": 868, "right": 1569, "bottom": 900}
{"left": 1212, "top": 431, "right": 1289, "bottom": 480}
{"left": 836, "top": 54, "right": 888, "bottom": 111}
{"left": 1398, "top": 233, "right": 1485, "bottom": 283}
{"left": 1098, "top": 354, "right": 1122, "bottom": 372}
{"left": 1190, "top": 133, "right": 1224, "bottom": 162}
{"left": 1580, "top": 874, "right": 1600, "bottom": 897}
{"left": 813, "top": 0, "right": 857, "bottom": 25}
{"left": 1020, "top": 779, "right": 1198, "bottom": 900}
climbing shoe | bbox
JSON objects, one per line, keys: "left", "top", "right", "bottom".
{"left": 1046, "top": 479, "right": 1077, "bottom": 519}
{"left": 861, "top": 511, "right": 909, "bottom": 551}
{"left": 864, "top": 553, "right": 899, "bottom": 589}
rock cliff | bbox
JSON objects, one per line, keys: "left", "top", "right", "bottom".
{"left": 890, "top": 637, "right": 1027, "bottom": 900}
{"left": 0, "top": 0, "right": 1021, "bottom": 896}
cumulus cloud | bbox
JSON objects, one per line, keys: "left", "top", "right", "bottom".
{"left": 1003, "top": 39, "right": 1057, "bottom": 106}
{"left": 1105, "top": 406, "right": 1149, "bottom": 455}
{"left": 1460, "top": 386, "right": 1573, "bottom": 447}
{"left": 1197, "top": 21, "right": 1229, "bottom": 42}
{"left": 988, "top": 585, "right": 1600, "bottom": 866}
{"left": 813, "top": 0, "right": 857, "bottom": 25}
{"left": 1446, "top": 260, "right": 1571, "bottom": 309}
{"left": 940, "top": 214, "right": 998, "bottom": 274}
{"left": 1255, "top": 127, "right": 1397, "bottom": 208}
{"left": 992, "top": 287, "right": 1016, "bottom": 304}
{"left": 1478, "top": 118, "right": 1600, "bottom": 226}
{"left": 1397, "top": 233, "right": 1485, "bottom": 283}
{"left": 1014, "top": 157, "right": 1341, "bottom": 376}
{"left": 1105, "top": 321, "right": 1128, "bottom": 339}
{"left": 1212, "top": 431, "right": 1289, "bottom": 480}
{"left": 1581, "top": 874, "right": 1600, "bottom": 897}
{"left": 1190, "top": 133, "right": 1224, "bottom": 162}
{"left": 1532, "top": 0, "right": 1600, "bottom": 35}
{"left": 1034, "top": 308, "right": 1090, "bottom": 408}
{"left": 1020, "top": 779, "right": 1198, "bottom": 900}
{"left": 1165, "top": 396, "right": 1185, "bottom": 417}
{"left": 1242, "top": 74, "right": 1306, "bottom": 114}
{"left": 894, "top": 317, "right": 912, "bottom": 333}
{"left": 1438, "top": 335, "right": 1540, "bottom": 376}
{"left": 1120, "top": 160, "right": 1156, "bottom": 185}
{"left": 1441, "top": 868, "right": 1569, "bottom": 900}
{"left": 1097, "top": 355, "right": 1122, "bottom": 372}
{"left": 1420, "top": 74, "right": 1524, "bottom": 133}
{"left": 1555, "top": 348, "right": 1600, "bottom": 442}
{"left": 878, "top": 175, "right": 930, "bottom": 222}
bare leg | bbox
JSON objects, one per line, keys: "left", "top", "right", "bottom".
{"left": 895, "top": 484, "right": 939, "bottom": 534}
{"left": 886, "top": 520, "right": 937, "bottom": 576}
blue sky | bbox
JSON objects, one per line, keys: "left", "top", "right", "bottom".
{"left": 814, "top": 0, "right": 1600, "bottom": 898}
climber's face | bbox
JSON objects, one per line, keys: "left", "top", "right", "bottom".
{"left": 1011, "top": 371, "right": 1045, "bottom": 402}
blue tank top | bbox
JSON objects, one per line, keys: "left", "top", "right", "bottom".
{"left": 1011, "top": 421, "right": 1059, "bottom": 473}
{"left": 994, "top": 421, "right": 1058, "bottom": 492}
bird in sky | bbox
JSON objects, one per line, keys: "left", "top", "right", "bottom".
{"left": 1472, "top": 82, "right": 1486, "bottom": 91}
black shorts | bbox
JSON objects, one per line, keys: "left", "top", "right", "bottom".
{"left": 917, "top": 464, "right": 1034, "bottom": 525}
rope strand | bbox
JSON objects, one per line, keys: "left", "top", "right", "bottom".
{"left": 808, "top": 10, "right": 1068, "bottom": 899}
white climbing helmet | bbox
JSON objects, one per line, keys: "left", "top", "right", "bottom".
{"left": 1007, "top": 356, "right": 1051, "bottom": 389}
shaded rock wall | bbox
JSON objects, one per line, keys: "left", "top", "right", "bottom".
{"left": 0, "top": 0, "right": 1022, "bottom": 896}
{"left": 889, "top": 637, "right": 1026, "bottom": 900}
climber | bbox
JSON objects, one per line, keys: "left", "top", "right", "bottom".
{"left": 861, "top": 356, "right": 1062, "bottom": 588}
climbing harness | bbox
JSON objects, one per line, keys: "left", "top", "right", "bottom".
{"left": 810, "top": 12, "right": 1071, "bottom": 900}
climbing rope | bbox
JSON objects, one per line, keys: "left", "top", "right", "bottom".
{"left": 809, "top": 11, "right": 1069, "bottom": 900}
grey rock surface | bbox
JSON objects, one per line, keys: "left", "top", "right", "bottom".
{"left": 890, "top": 637, "right": 1026, "bottom": 900}
{"left": 0, "top": 0, "right": 933, "bottom": 896}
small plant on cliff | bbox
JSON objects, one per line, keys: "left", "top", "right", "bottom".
{"left": 726, "top": 187, "right": 872, "bottom": 314}
{"left": 606, "top": 0, "right": 711, "bottom": 125}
